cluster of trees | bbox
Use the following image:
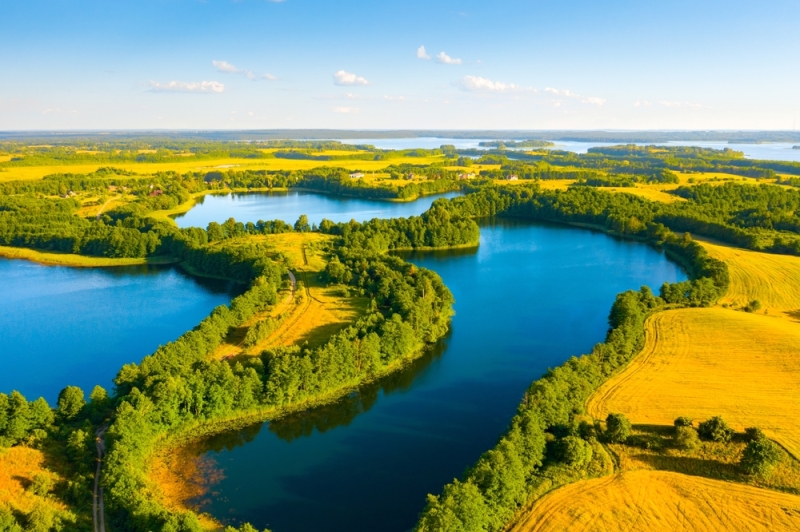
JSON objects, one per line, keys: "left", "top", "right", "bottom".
{"left": 318, "top": 204, "right": 480, "bottom": 254}
{"left": 477, "top": 140, "right": 554, "bottom": 148}
{"left": 457, "top": 144, "right": 800, "bottom": 180}
{"left": 97, "top": 209, "right": 469, "bottom": 531}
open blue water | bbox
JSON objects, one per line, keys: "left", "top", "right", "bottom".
{"left": 338, "top": 137, "right": 800, "bottom": 162}
{"left": 188, "top": 218, "right": 687, "bottom": 532}
{"left": 0, "top": 260, "right": 240, "bottom": 403}
{"left": 173, "top": 190, "right": 461, "bottom": 229}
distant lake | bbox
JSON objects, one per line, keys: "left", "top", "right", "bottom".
{"left": 185, "top": 218, "right": 687, "bottom": 532}
{"left": 339, "top": 137, "right": 800, "bottom": 162}
{"left": 174, "top": 190, "right": 461, "bottom": 229}
{"left": 0, "top": 259, "right": 241, "bottom": 403}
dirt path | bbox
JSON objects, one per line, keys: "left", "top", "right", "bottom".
{"left": 93, "top": 425, "right": 109, "bottom": 532}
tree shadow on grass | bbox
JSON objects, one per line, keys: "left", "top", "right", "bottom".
{"left": 786, "top": 309, "right": 800, "bottom": 323}
{"left": 633, "top": 452, "right": 742, "bottom": 482}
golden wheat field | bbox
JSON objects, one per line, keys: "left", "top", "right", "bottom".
{"left": 0, "top": 154, "right": 451, "bottom": 182}
{"left": 588, "top": 308, "right": 800, "bottom": 458}
{"left": 697, "top": 239, "right": 800, "bottom": 317}
{"left": 511, "top": 470, "right": 800, "bottom": 532}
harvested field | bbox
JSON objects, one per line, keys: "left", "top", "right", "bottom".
{"left": 588, "top": 308, "right": 800, "bottom": 458}
{"left": 698, "top": 239, "right": 800, "bottom": 317}
{"left": 511, "top": 470, "right": 800, "bottom": 532}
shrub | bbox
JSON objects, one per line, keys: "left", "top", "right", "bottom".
{"left": 741, "top": 437, "right": 782, "bottom": 477}
{"left": 744, "top": 427, "right": 766, "bottom": 442}
{"left": 555, "top": 436, "right": 593, "bottom": 468}
{"left": 674, "top": 426, "right": 700, "bottom": 451}
{"left": 605, "top": 413, "right": 632, "bottom": 443}
{"left": 698, "top": 416, "right": 734, "bottom": 442}
{"left": 674, "top": 416, "right": 693, "bottom": 428}
{"left": 29, "top": 474, "right": 53, "bottom": 497}
{"left": 744, "top": 299, "right": 762, "bottom": 313}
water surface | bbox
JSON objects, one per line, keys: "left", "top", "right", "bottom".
{"left": 174, "top": 190, "right": 461, "bottom": 229}
{"left": 0, "top": 259, "right": 240, "bottom": 403}
{"left": 188, "top": 219, "right": 687, "bottom": 532}
{"left": 339, "top": 137, "right": 800, "bottom": 162}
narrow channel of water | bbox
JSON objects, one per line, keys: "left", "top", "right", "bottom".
{"left": 173, "top": 190, "right": 461, "bottom": 229}
{"left": 0, "top": 260, "right": 241, "bottom": 403}
{"left": 186, "top": 218, "right": 687, "bottom": 532}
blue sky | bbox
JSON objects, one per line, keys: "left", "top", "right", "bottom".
{"left": 1, "top": 0, "right": 798, "bottom": 130}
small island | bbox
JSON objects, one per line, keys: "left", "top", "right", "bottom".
{"left": 478, "top": 139, "right": 555, "bottom": 149}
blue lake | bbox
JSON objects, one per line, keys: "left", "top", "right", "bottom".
{"left": 338, "top": 137, "right": 800, "bottom": 162}
{"left": 188, "top": 218, "right": 687, "bottom": 532}
{"left": 0, "top": 260, "right": 241, "bottom": 403}
{"left": 174, "top": 190, "right": 461, "bottom": 229}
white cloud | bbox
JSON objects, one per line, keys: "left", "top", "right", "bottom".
{"left": 383, "top": 95, "right": 406, "bottom": 101}
{"left": 212, "top": 60, "right": 276, "bottom": 81}
{"left": 149, "top": 80, "right": 225, "bottom": 93}
{"left": 212, "top": 60, "right": 239, "bottom": 73}
{"left": 435, "top": 51, "right": 462, "bottom": 65}
{"left": 417, "top": 46, "right": 431, "bottom": 60}
{"left": 459, "top": 75, "right": 523, "bottom": 92}
{"left": 332, "top": 106, "right": 359, "bottom": 113}
{"left": 634, "top": 100, "right": 652, "bottom": 107}
{"left": 333, "top": 70, "right": 369, "bottom": 86}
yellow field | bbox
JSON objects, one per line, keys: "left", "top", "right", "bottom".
{"left": 211, "top": 233, "right": 367, "bottom": 359}
{"left": 511, "top": 470, "right": 800, "bottom": 532}
{"left": 588, "top": 308, "right": 800, "bottom": 458}
{"left": 0, "top": 154, "right": 451, "bottom": 182}
{"left": 0, "top": 446, "right": 65, "bottom": 514}
{"left": 698, "top": 239, "right": 800, "bottom": 317}
{"left": 0, "top": 245, "right": 176, "bottom": 267}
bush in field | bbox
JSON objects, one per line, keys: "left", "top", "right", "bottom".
{"left": 674, "top": 426, "right": 701, "bottom": 451}
{"left": 744, "top": 427, "right": 766, "bottom": 442}
{"left": 741, "top": 436, "right": 782, "bottom": 477}
{"left": 605, "top": 413, "right": 632, "bottom": 443}
{"left": 674, "top": 416, "right": 693, "bottom": 428}
{"left": 698, "top": 416, "right": 734, "bottom": 442}
{"left": 556, "top": 436, "right": 593, "bottom": 468}
{"left": 744, "top": 299, "right": 762, "bottom": 313}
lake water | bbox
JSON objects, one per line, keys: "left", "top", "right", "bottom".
{"left": 187, "top": 218, "right": 687, "bottom": 532}
{"left": 174, "top": 191, "right": 461, "bottom": 229}
{"left": 339, "top": 137, "right": 800, "bottom": 162}
{"left": 0, "top": 259, "right": 241, "bottom": 403}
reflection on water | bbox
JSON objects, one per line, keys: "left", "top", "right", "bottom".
{"left": 174, "top": 190, "right": 461, "bottom": 229}
{"left": 175, "top": 220, "right": 687, "bottom": 532}
{"left": 0, "top": 259, "right": 241, "bottom": 402}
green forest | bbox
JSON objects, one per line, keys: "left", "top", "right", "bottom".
{"left": 2, "top": 141, "right": 800, "bottom": 531}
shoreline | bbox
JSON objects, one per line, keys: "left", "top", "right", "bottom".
{"left": 0, "top": 245, "right": 178, "bottom": 268}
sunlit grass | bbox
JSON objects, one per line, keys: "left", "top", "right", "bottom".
{"left": 588, "top": 308, "right": 800, "bottom": 459}
{"left": 512, "top": 469, "right": 800, "bottom": 532}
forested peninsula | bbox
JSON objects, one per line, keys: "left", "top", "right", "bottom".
{"left": 1, "top": 140, "right": 800, "bottom": 532}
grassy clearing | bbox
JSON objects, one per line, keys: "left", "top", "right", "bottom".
{"left": 698, "top": 239, "right": 800, "bottom": 317}
{"left": 588, "top": 308, "right": 800, "bottom": 459}
{"left": 0, "top": 446, "right": 66, "bottom": 515}
{"left": 0, "top": 245, "right": 176, "bottom": 267}
{"left": 211, "top": 232, "right": 368, "bottom": 360}
{"left": 511, "top": 470, "right": 800, "bottom": 532}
